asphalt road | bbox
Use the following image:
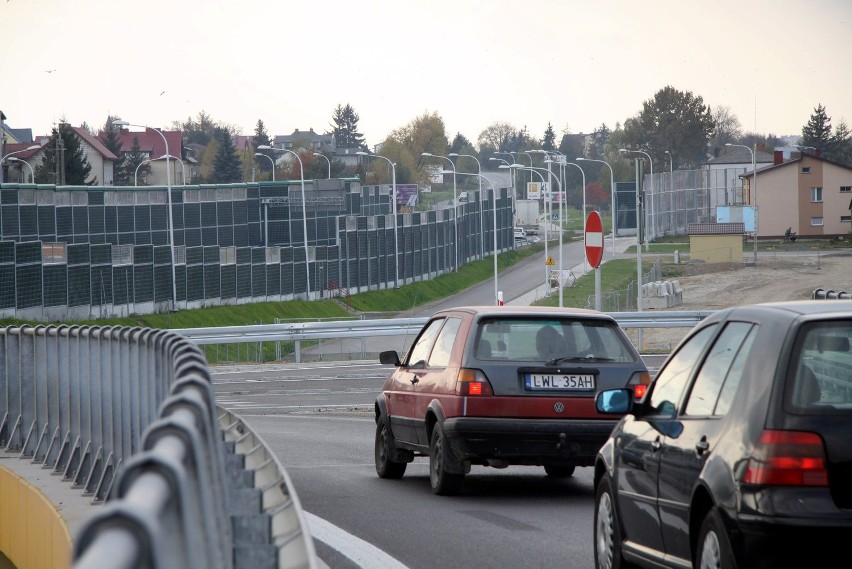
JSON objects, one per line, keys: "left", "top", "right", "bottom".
{"left": 213, "top": 362, "right": 599, "bottom": 569}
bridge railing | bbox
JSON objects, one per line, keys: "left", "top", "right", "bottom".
{"left": 0, "top": 325, "right": 318, "bottom": 569}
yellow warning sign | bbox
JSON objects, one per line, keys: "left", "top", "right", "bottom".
{"left": 545, "top": 256, "right": 555, "bottom": 266}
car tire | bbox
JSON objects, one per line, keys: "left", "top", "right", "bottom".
{"left": 696, "top": 509, "right": 736, "bottom": 569}
{"left": 375, "top": 416, "right": 406, "bottom": 479}
{"left": 429, "top": 422, "right": 464, "bottom": 495}
{"left": 544, "top": 465, "right": 575, "bottom": 478}
{"left": 594, "top": 474, "right": 632, "bottom": 569}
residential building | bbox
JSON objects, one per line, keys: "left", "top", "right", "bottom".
{"left": 705, "top": 147, "right": 775, "bottom": 205}
{"left": 746, "top": 151, "right": 852, "bottom": 238}
{"left": 114, "top": 128, "right": 186, "bottom": 185}
{"left": 3, "top": 125, "right": 118, "bottom": 186}
{"left": 70, "top": 126, "right": 119, "bottom": 185}
{"left": 272, "top": 128, "right": 334, "bottom": 153}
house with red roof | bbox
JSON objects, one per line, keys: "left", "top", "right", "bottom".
{"left": 114, "top": 127, "right": 188, "bottom": 185}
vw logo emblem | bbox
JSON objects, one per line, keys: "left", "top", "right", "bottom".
{"left": 553, "top": 402, "right": 565, "bottom": 413}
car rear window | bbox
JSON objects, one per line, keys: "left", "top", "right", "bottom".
{"left": 474, "top": 317, "right": 637, "bottom": 362}
{"left": 786, "top": 321, "right": 852, "bottom": 414}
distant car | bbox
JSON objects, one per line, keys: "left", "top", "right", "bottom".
{"left": 593, "top": 300, "right": 852, "bottom": 569}
{"left": 375, "top": 306, "right": 651, "bottom": 495}
{"left": 514, "top": 227, "right": 527, "bottom": 241}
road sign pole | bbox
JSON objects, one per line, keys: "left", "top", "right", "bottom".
{"left": 595, "top": 267, "right": 602, "bottom": 310}
{"left": 585, "top": 211, "right": 605, "bottom": 311}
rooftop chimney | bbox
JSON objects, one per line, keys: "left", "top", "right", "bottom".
{"left": 815, "top": 149, "right": 821, "bottom": 158}
{"left": 774, "top": 150, "right": 783, "bottom": 165}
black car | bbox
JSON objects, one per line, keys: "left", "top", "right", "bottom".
{"left": 593, "top": 300, "right": 852, "bottom": 568}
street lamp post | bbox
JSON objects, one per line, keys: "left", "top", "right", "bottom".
{"left": 619, "top": 154, "right": 646, "bottom": 327}
{"left": 450, "top": 153, "right": 485, "bottom": 258}
{"left": 135, "top": 159, "right": 152, "bottom": 186}
{"left": 113, "top": 120, "right": 178, "bottom": 311}
{"left": 7, "top": 156, "right": 34, "bottom": 183}
{"left": 619, "top": 149, "right": 654, "bottom": 249}
{"left": 726, "top": 142, "right": 758, "bottom": 263}
{"left": 563, "top": 162, "right": 588, "bottom": 273}
{"left": 422, "top": 153, "right": 459, "bottom": 271}
{"left": 1, "top": 145, "right": 40, "bottom": 183}
{"left": 449, "top": 171, "right": 501, "bottom": 304}
{"left": 357, "top": 151, "right": 399, "bottom": 288}
{"left": 163, "top": 154, "right": 186, "bottom": 185}
{"left": 533, "top": 164, "right": 567, "bottom": 307}
{"left": 495, "top": 151, "right": 519, "bottom": 199}
{"left": 504, "top": 164, "right": 554, "bottom": 299}
{"left": 258, "top": 145, "right": 312, "bottom": 300}
{"left": 255, "top": 153, "right": 275, "bottom": 181}
{"left": 664, "top": 150, "right": 677, "bottom": 233}
{"left": 490, "top": 157, "right": 517, "bottom": 236}
{"left": 577, "top": 157, "right": 617, "bottom": 258}
{"left": 313, "top": 152, "right": 331, "bottom": 179}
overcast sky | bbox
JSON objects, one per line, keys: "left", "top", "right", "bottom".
{"left": 2, "top": 0, "right": 850, "bottom": 147}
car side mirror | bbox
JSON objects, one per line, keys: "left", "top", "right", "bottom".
{"left": 379, "top": 350, "right": 401, "bottom": 366}
{"left": 596, "top": 388, "right": 633, "bottom": 414}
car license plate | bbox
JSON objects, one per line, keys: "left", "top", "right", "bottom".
{"left": 525, "top": 373, "right": 595, "bottom": 390}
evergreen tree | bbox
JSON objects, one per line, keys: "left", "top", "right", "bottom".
{"left": 799, "top": 105, "right": 852, "bottom": 166}
{"left": 253, "top": 119, "right": 271, "bottom": 149}
{"left": 542, "top": 123, "right": 556, "bottom": 151}
{"left": 801, "top": 104, "right": 833, "bottom": 151}
{"left": 331, "top": 103, "right": 365, "bottom": 148}
{"left": 589, "top": 124, "right": 612, "bottom": 161}
{"left": 123, "top": 137, "right": 151, "bottom": 186}
{"left": 448, "top": 132, "right": 474, "bottom": 155}
{"left": 34, "top": 123, "right": 96, "bottom": 185}
{"left": 99, "top": 115, "right": 126, "bottom": 185}
{"left": 251, "top": 119, "right": 273, "bottom": 175}
{"left": 828, "top": 120, "right": 852, "bottom": 167}
{"left": 212, "top": 128, "right": 242, "bottom": 183}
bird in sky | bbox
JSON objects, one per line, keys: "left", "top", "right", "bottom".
{"left": 160, "top": 91, "right": 167, "bottom": 96}
{"left": 45, "top": 69, "right": 55, "bottom": 73}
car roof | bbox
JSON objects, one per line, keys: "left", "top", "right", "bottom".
{"left": 431, "top": 305, "right": 616, "bottom": 321}
{"left": 716, "top": 300, "right": 852, "bottom": 319}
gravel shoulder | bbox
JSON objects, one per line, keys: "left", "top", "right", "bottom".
{"left": 628, "top": 250, "right": 852, "bottom": 352}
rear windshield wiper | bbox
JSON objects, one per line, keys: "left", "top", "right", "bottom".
{"left": 546, "top": 355, "right": 614, "bottom": 365}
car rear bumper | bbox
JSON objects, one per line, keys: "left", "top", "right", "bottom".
{"left": 734, "top": 520, "right": 851, "bottom": 566}
{"left": 441, "top": 417, "right": 617, "bottom": 466}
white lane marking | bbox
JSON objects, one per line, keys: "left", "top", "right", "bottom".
{"left": 305, "top": 512, "right": 410, "bottom": 569}
{"left": 216, "top": 403, "right": 371, "bottom": 410}
{"left": 212, "top": 375, "right": 387, "bottom": 385}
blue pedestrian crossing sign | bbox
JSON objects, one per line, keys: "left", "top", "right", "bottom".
{"left": 552, "top": 214, "right": 559, "bottom": 221}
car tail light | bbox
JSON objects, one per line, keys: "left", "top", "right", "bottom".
{"left": 456, "top": 368, "right": 493, "bottom": 396}
{"left": 628, "top": 371, "right": 652, "bottom": 401}
{"left": 743, "top": 430, "right": 829, "bottom": 487}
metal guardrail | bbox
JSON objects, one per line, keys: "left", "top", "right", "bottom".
{"left": 812, "top": 288, "right": 851, "bottom": 299}
{"left": 0, "top": 325, "right": 317, "bottom": 569}
{"left": 171, "top": 310, "right": 715, "bottom": 353}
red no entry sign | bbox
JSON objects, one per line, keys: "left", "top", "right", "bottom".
{"left": 585, "top": 211, "right": 604, "bottom": 269}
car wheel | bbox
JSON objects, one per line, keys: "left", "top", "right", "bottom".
{"left": 429, "top": 422, "right": 464, "bottom": 495}
{"left": 594, "top": 474, "right": 632, "bottom": 569}
{"left": 696, "top": 509, "right": 736, "bottom": 569}
{"left": 544, "top": 465, "right": 575, "bottom": 478}
{"left": 375, "top": 416, "right": 406, "bottom": 479}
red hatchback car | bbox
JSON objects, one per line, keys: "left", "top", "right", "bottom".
{"left": 375, "top": 306, "right": 650, "bottom": 495}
